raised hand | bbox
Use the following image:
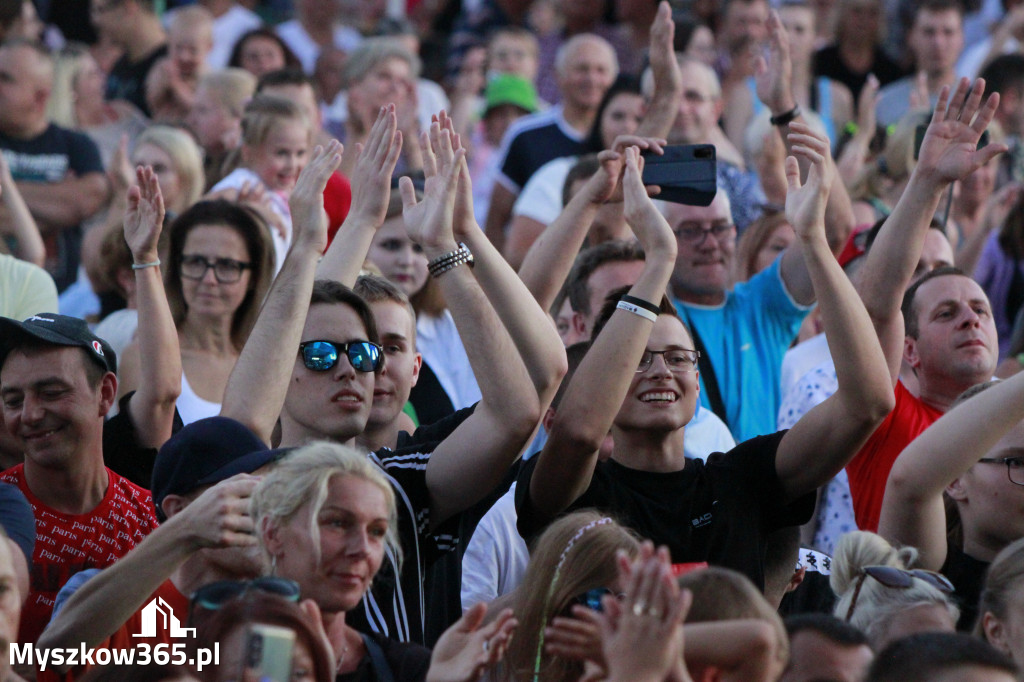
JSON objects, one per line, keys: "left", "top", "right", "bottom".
{"left": 433, "top": 110, "right": 478, "bottom": 239}
{"left": 288, "top": 139, "right": 342, "bottom": 253}
{"left": 598, "top": 548, "right": 693, "bottom": 682}
{"left": 110, "top": 135, "right": 136, "bottom": 197}
{"left": 400, "top": 122, "right": 464, "bottom": 253}
{"left": 587, "top": 135, "right": 666, "bottom": 204}
{"left": 123, "top": 165, "right": 166, "bottom": 263}
{"left": 177, "top": 474, "right": 260, "bottom": 550}
{"left": 784, "top": 122, "right": 835, "bottom": 241}
{"left": 426, "top": 603, "right": 517, "bottom": 682}
{"left": 622, "top": 146, "right": 676, "bottom": 259}
{"left": 856, "top": 74, "right": 880, "bottom": 136}
{"left": 917, "top": 78, "right": 1008, "bottom": 187}
{"left": 754, "top": 10, "right": 794, "bottom": 114}
{"left": 648, "top": 2, "right": 682, "bottom": 95}
{"left": 348, "top": 105, "right": 403, "bottom": 227}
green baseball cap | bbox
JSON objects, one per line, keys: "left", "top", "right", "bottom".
{"left": 484, "top": 74, "right": 539, "bottom": 116}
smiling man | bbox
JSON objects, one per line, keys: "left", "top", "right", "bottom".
{"left": 0, "top": 314, "right": 158, "bottom": 644}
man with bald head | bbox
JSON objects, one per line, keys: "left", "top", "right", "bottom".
{"left": 485, "top": 34, "right": 617, "bottom": 250}
{"left": 0, "top": 40, "right": 108, "bottom": 292}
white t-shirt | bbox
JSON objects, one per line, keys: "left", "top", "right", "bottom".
{"left": 276, "top": 20, "right": 363, "bottom": 74}
{"left": 207, "top": 5, "right": 262, "bottom": 70}
{"left": 511, "top": 155, "right": 576, "bottom": 226}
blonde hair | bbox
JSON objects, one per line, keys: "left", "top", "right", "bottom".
{"left": 251, "top": 441, "right": 401, "bottom": 571}
{"left": 975, "top": 537, "right": 1024, "bottom": 639}
{"left": 46, "top": 42, "right": 90, "bottom": 128}
{"left": 498, "top": 512, "right": 639, "bottom": 682}
{"left": 133, "top": 125, "right": 205, "bottom": 213}
{"left": 850, "top": 110, "right": 929, "bottom": 202}
{"left": 240, "top": 93, "right": 310, "bottom": 149}
{"left": 342, "top": 37, "right": 421, "bottom": 87}
{"left": 197, "top": 68, "right": 257, "bottom": 119}
{"left": 679, "top": 567, "right": 790, "bottom": 666}
{"left": 831, "top": 531, "right": 959, "bottom": 648}
{"left": 169, "top": 5, "right": 213, "bottom": 44}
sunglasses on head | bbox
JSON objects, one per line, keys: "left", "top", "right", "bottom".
{"left": 190, "top": 577, "right": 301, "bottom": 612}
{"left": 299, "top": 340, "right": 383, "bottom": 373}
{"left": 845, "top": 566, "right": 954, "bottom": 622}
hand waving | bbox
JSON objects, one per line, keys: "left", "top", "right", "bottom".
{"left": 917, "top": 78, "right": 1008, "bottom": 187}
{"left": 426, "top": 603, "right": 517, "bottom": 682}
{"left": 784, "top": 122, "right": 835, "bottom": 241}
{"left": 289, "top": 140, "right": 343, "bottom": 253}
{"left": 349, "top": 105, "right": 404, "bottom": 227}
{"left": 622, "top": 146, "right": 676, "bottom": 259}
{"left": 123, "top": 165, "right": 166, "bottom": 263}
{"left": 400, "top": 121, "right": 464, "bottom": 253}
{"left": 754, "top": 11, "right": 794, "bottom": 114}
{"left": 648, "top": 2, "right": 682, "bottom": 96}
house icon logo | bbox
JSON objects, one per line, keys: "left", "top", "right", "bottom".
{"left": 132, "top": 597, "right": 196, "bottom": 638}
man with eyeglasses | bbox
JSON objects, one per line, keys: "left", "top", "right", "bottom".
{"left": 516, "top": 126, "right": 895, "bottom": 592}
{"left": 38, "top": 416, "right": 278, "bottom": 676}
{"left": 221, "top": 112, "right": 566, "bottom": 645}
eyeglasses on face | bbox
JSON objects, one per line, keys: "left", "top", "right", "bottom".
{"left": 299, "top": 339, "right": 383, "bottom": 373}
{"left": 190, "top": 577, "right": 301, "bottom": 612}
{"left": 976, "top": 456, "right": 1024, "bottom": 486}
{"left": 845, "top": 565, "right": 954, "bottom": 622}
{"left": 180, "top": 255, "right": 252, "bottom": 283}
{"left": 672, "top": 220, "right": 734, "bottom": 247}
{"left": 637, "top": 349, "right": 700, "bottom": 373}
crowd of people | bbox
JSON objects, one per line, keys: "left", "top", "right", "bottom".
{"left": 2, "top": 0, "right": 1024, "bottom": 680}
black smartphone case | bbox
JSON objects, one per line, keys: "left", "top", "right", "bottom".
{"left": 641, "top": 144, "right": 717, "bottom": 206}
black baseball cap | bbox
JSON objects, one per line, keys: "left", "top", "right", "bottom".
{"left": 151, "top": 417, "right": 276, "bottom": 521}
{"left": 0, "top": 313, "right": 117, "bottom": 374}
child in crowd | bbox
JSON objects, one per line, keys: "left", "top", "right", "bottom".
{"left": 145, "top": 6, "right": 213, "bottom": 123}
{"left": 210, "top": 94, "right": 313, "bottom": 272}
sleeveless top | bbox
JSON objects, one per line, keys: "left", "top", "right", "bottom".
{"left": 176, "top": 370, "right": 221, "bottom": 426}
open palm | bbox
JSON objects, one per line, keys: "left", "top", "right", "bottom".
{"left": 123, "top": 166, "right": 165, "bottom": 260}
{"left": 917, "top": 79, "right": 1007, "bottom": 184}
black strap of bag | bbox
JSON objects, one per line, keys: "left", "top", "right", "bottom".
{"left": 686, "top": 321, "right": 730, "bottom": 430}
{"left": 360, "top": 634, "right": 396, "bottom": 682}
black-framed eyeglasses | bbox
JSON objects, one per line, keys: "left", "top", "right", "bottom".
{"left": 637, "top": 349, "right": 700, "bottom": 373}
{"left": 180, "top": 255, "right": 252, "bottom": 283}
{"left": 672, "top": 221, "right": 734, "bottom": 247}
{"left": 977, "top": 456, "right": 1024, "bottom": 486}
{"left": 299, "top": 339, "right": 383, "bottom": 373}
{"left": 190, "top": 577, "right": 301, "bottom": 612}
{"left": 845, "top": 565, "right": 954, "bottom": 622}
{"left": 569, "top": 587, "right": 626, "bottom": 613}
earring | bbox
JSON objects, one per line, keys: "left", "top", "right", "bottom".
{"left": 270, "top": 555, "right": 278, "bottom": 576}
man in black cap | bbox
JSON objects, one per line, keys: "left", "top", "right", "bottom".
{"left": 38, "top": 416, "right": 276, "bottom": 671}
{"left": 0, "top": 313, "right": 158, "bottom": 645}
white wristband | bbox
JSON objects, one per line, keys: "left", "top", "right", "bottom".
{"left": 616, "top": 300, "right": 658, "bottom": 323}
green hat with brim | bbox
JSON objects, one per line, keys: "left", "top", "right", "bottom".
{"left": 484, "top": 74, "right": 539, "bottom": 116}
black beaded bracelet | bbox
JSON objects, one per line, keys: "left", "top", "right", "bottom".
{"left": 770, "top": 105, "right": 801, "bottom": 127}
{"left": 427, "top": 243, "right": 474, "bottom": 277}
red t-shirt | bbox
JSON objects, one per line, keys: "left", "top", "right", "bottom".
{"left": 846, "top": 381, "right": 943, "bottom": 532}
{"left": 0, "top": 465, "right": 158, "bottom": 644}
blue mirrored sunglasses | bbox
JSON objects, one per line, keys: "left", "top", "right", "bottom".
{"left": 299, "top": 340, "right": 383, "bottom": 373}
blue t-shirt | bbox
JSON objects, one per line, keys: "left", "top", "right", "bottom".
{"left": 673, "top": 257, "right": 811, "bottom": 442}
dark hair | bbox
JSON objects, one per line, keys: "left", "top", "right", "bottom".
{"left": 562, "top": 154, "right": 600, "bottom": 208}
{"left": 353, "top": 274, "right": 416, "bottom": 344}
{"left": 866, "top": 633, "right": 1017, "bottom": 682}
{"left": 566, "top": 241, "right": 646, "bottom": 317}
{"left": 551, "top": 341, "right": 592, "bottom": 411}
{"left": 583, "top": 74, "right": 643, "bottom": 153}
{"left": 164, "top": 200, "right": 276, "bottom": 351}
{"left": 900, "top": 265, "right": 967, "bottom": 338}
{"left": 191, "top": 593, "right": 334, "bottom": 682}
{"left": 980, "top": 54, "right": 1024, "bottom": 98}
{"left": 0, "top": 0, "right": 24, "bottom": 32}
{"left": 672, "top": 13, "right": 707, "bottom": 53}
{"left": 913, "top": 0, "right": 965, "bottom": 20}
{"left": 257, "top": 67, "right": 315, "bottom": 92}
{"left": 228, "top": 27, "right": 302, "bottom": 73}
{"left": 784, "top": 613, "right": 870, "bottom": 646}
{"left": 310, "top": 279, "right": 382, "bottom": 349}
{"left": 591, "top": 284, "right": 682, "bottom": 341}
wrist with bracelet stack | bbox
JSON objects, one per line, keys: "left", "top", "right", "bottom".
{"left": 427, "top": 243, "right": 474, "bottom": 277}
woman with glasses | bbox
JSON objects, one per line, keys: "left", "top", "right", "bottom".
{"left": 831, "top": 531, "right": 958, "bottom": 650}
{"left": 879, "top": 370, "right": 1024, "bottom": 631}
{"left": 118, "top": 200, "right": 274, "bottom": 425}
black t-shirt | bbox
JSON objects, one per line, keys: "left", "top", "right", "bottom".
{"left": 102, "top": 392, "right": 184, "bottom": 489}
{"left": 814, "top": 45, "right": 907, "bottom": 102}
{"left": 0, "top": 124, "right": 104, "bottom": 291}
{"left": 105, "top": 44, "right": 167, "bottom": 117}
{"left": 516, "top": 431, "right": 815, "bottom": 590}
{"left": 336, "top": 632, "right": 430, "bottom": 682}
{"left": 942, "top": 543, "right": 990, "bottom": 632}
{"left": 497, "top": 108, "right": 588, "bottom": 192}
{"left": 348, "top": 407, "right": 476, "bottom": 646}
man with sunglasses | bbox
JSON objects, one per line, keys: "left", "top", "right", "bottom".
{"left": 38, "top": 416, "right": 277, "bottom": 675}
{"left": 222, "top": 111, "right": 566, "bottom": 645}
